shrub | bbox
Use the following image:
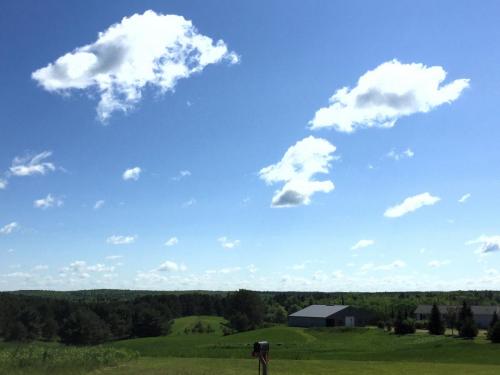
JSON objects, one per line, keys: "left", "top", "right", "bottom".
{"left": 415, "top": 320, "right": 428, "bottom": 330}
{"left": 394, "top": 318, "right": 416, "bottom": 335}
{"left": 376, "top": 321, "right": 385, "bottom": 329}
{"left": 459, "top": 317, "right": 478, "bottom": 339}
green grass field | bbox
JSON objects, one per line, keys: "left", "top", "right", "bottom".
{"left": 3, "top": 316, "right": 500, "bottom": 374}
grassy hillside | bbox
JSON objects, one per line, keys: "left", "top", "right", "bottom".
{"left": 108, "top": 317, "right": 500, "bottom": 365}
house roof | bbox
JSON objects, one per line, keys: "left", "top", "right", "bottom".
{"left": 414, "top": 305, "right": 499, "bottom": 315}
{"left": 289, "top": 304, "right": 349, "bottom": 318}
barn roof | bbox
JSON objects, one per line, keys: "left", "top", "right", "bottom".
{"left": 289, "top": 304, "right": 349, "bottom": 318}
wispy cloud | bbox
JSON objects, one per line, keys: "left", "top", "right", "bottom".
{"left": 260, "top": 136, "right": 336, "bottom": 207}
{"left": 386, "top": 148, "right": 414, "bottom": 161}
{"left": 384, "top": 192, "right": 440, "bottom": 218}
{"left": 182, "top": 198, "right": 196, "bottom": 207}
{"left": 218, "top": 236, "right": 240, "bottom": 249}
{"left": 32, "top": 10, "right": 238, "bottom": 122}
{"left": 122, "top": 167, "right": 141, "bottom": 181}
{"left": 310, "top": 60, "right": 469, "bottom": 132}
{"left": 165, "top": 237, "right": 179, "bottom": 247}
{"left": 0, "top": 222, "right": 19, "bottom": 235}
{"left": 0, "top": 178, "right": 7, "bottom": 190}
{"left": 351, "top": 239, "right": 375, "bottom": 250}
{"left": 94, "top": 200, "right": 105, "bottom": 210}
{"left": 428, "top": 260, "right": 451, "bottom": 268}
{"left": 10, "top": 151, "right": 56, "bottom": 177}
{"left": 171, "top": 170, "right": 191, "bottom": 181}
{"left": 106, "top": 235, "right": 137, "bottom": 245}
{"left": 33, "top": 194, "right": 64, "bottom": 209}
{"left": 458, "top": 193, "right": 471, "bottom": 203}
{"left": 105, "top": 255, "right": 123, "bottom": 260}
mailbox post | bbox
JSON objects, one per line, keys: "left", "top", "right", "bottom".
{"left": 252, "top": 341, "right": 269, "bottom": 375}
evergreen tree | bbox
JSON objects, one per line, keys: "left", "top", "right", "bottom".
{"left": 487, "top": 311, "right": 498, "bottom": 340}
{"left": 428, "top": 303, "right": 445, "bottom": 335}
{"left": 488, "top": 321, "right": 500, "bottom": 343}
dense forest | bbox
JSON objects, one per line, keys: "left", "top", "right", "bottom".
{"left": 1, "top": 289, "right": 500, "bottom": 345}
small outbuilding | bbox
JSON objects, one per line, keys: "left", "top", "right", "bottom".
{"left": 288, "top": 304, "right": 370, "bottom": 328}
{"left": 414, "top": 304, "right": 499, "bottom": 329}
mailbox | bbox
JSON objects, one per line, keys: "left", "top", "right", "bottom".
{"left": 252, "top": 341, "right": 269, "bottom": 356}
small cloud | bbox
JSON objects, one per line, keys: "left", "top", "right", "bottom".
{"left": 291, "top": 263, "right": 307, "bottom": 271}
{"left": 182, "top": 198, "right": 196, "bottom": 207}
{"left": 386, "top": 148, "right": 414, "bottom": 161}
{"left": 34, "top": 194, "right": 64, "bottom": 209}
{"left": 94, "top": 200, "right": 105, "bottom": 210}
{"left": 247, "top": 264, "right": 258, "bottom": 273}
{"left": 171, "top": 170, "right": 191, "bottom": 181}
{"left": 384, "top": 192, "right": 440, "bottom": 218}
{"left": 467, "top": 235, "right": 500, "bottom": 255}
{"left": 157, "top": 260, "right": 186, "bottom": 272}
{"left": 219, "top": 266, "right": 241, "bottom": 274}
{"left": 309, "top": 59, "right": 469, "bottom": 132}
{"left": 458, "top": 193, "right": 471, "bottom": 203}
{"left": 122, "top": 167, "right": 141, "bottom": 181}
{"left": 351, "top": 239, "right": 375, "bottom": 250}
{"left": 10, "top": 151, "right": 56, "bottom": 177}
{"left": 165, "top": 237, "right": 179, "bottom": 247}
{"left": 1, "top": 222, "right": 19, "bottom": 235}
{"left": 106, "top": 235, "right": 137, "bottom": 245}
{"left": 0, "top": 179, "right": 7, "bottom": 189}
{"left": 375, "top": 260, "right": 406, "bottom": 271}
{"left": 7, "top": 248, "right": 15, "bottom": 253}
{"left": 428, "top": 260, "right": 450, "bottom": 268}
{"left": 218, "top": 236, "right": 240, "bottom": 249}
{"left": 259, "top": 136, "right": 336, "bottom": 207}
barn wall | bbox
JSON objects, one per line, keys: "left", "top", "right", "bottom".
{"left": 288, "top": 316, "right": 326, "bottom": 327}
{"left": 326, "top": 307, "right": 372, "bottom": 327}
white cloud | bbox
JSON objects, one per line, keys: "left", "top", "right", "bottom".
{"left": 291, "top": 263, "right": 307, "bottom": 271}
{"left": 310, "top": 60, "right": 469, "bottom": 132}
{"left": 171, "top": 170, "right": 191, "bottom": 181}
{"left": 0, "top": 222, "right": 19, "bottom": 235}
{"left": 386, "top": 148, "right": 414, "bottom": 161}
{"left": 467, "top": 235, "right": 500, "bottom": 255}
{"left": 0, "top": 179, "right": 7, "bottom": 189}
{"left": 32, "top": 10, "right": 238, "bottom": 122}
{"left": 106, "top": 235, "right": 137, "bottom": 245}
{"left": 428, "top": 260, "right": 451, "bottom": 268}
{"left": 375, "top": 260, "right": 406, "bottom": 271}
{"left": 157, "top": 260, "right": 186, "bottom": 272}
{"left": 384, "top": 192, "right": 440, "bottom": 218}
{"left": 33, "top": 194, "right": 64, "bottom": 209}
{"left": 458, "top": 193, "right": 471, "bottom": 203}
{"left": 351, "top": 239, "right": 375, "bottom": 250}
{"left": 259, "top": 136, "right": 336, "bottom": 207}
{"left": 182, "top": 198, "right": 196, "bottom": 207}
{"left": 218, "top": 236, "right": 240, "bottom": 249}
{"left": 10, "top": 151, "right": 56, "bottom": 177}
{"left": 219, "top": 267, "right": 241, "bottom": 274}
{"left": 165, "top": 237, "right": 179, "bottom": 247}
{"left": 247, "top": 264, "right": 258, "bottom": 273}
{"left": 122, "top": 167, "right": 141, "bottom": 181}
{"left": 94, "top": 200, "right": 105, "bottom": 210}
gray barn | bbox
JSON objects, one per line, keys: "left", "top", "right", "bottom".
{"left": 288, "top": 304, "right": 370, "bottom": 328}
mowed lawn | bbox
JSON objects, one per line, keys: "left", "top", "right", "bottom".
{"left": 92, "top": 357, "right": 500, "bottom": 375}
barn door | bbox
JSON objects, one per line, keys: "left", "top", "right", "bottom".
{"left": 345, "top": 316, "right": 355, "bottom": 327}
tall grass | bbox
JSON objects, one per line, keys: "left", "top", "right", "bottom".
{"left": 0, "top": 344, "right": 139, "bottom": 375}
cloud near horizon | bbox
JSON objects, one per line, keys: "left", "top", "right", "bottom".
{"left": 259, "top": 136, "right": 336, "bottom": 207}
{"left": 32, "top": 10, "right": 239, "bottom": 122}
{"left": 467, "top": 235, "right": 500, "bottom": 255}
{"left": 309, "top": 60, "right": 469, "bottom": 132}
{"left": 384, "top": 192, "right": 440, "bottom": 218}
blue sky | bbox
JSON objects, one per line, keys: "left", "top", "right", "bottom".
{"left": 1, "top": 0, "right": 500, "bottom": 291}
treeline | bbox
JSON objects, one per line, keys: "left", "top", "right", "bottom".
{"left": 0, "top": 290, "right": 267, "bottom": 345}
